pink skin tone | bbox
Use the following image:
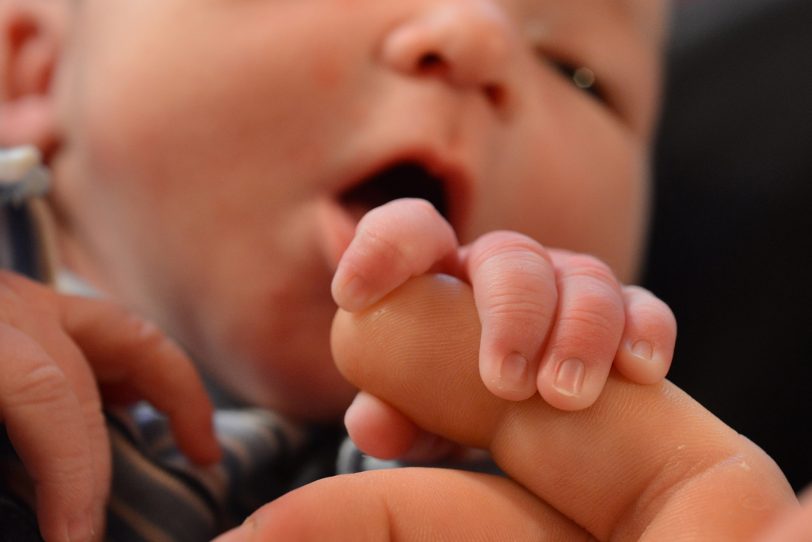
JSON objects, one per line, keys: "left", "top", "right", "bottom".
{"left": 335, "top": 198, "right": 675, "bottom": 459}
{"left": 216, "top": 275, "right": 800, "bottom": 541}
{"left": 1, "top": 0, "right": 804, "bottom": 541}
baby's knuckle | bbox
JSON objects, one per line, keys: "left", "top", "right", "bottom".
{"left": 560, "top": 304, "right": 618, "bottom": 337}
{"left": 486, "top": 298, "right": 551, "bottom": 322}
{"left": 474, "top": 232, "right": 550, "bottom": 265}
{"left": 562, "top": 254, "right": 617, "bottom": 285}
{"left": 358, "top": 225, "right": 411, "bottom": 270}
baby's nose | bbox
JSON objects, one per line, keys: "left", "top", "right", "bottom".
{"left": 380, "top": 1, "right": 515, "bottom": 108}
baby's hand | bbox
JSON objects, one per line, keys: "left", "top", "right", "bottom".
{"left": 213, "top": 274, "right": 793, "bottom": 542}
{"left": 332, "top": 198, "right": 676, "bottom": 410}
{"left": 0, "top": 272, "right": 220, "bottom": 542}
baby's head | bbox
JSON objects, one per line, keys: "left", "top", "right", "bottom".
{"left": 0, "top": 0, "right": 667, "bottom": 419}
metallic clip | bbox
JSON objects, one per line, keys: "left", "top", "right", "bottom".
{"left": 0, "top": 146, "right": 51, "bottom": 206}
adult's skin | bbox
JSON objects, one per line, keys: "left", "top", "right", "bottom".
{"left": 215, "top": 275, "right": 801, "bottom": 541}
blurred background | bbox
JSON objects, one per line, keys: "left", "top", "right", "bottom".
{"left": 645, "top": 0, "right": 812, "bottom": 491}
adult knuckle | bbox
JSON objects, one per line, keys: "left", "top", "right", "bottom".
{"left": 9, "top": 362, "right": 71, "bottom": 409}
{"left": 122, "top": 311, "right": 173, "bottom": 354}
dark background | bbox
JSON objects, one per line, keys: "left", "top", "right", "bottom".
{"left": 645, "top": 0, "right": 812, "bottom": 491}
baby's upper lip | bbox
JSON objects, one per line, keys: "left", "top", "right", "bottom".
{"left": 332, "top": 146, "right": 472, "bottom": 232}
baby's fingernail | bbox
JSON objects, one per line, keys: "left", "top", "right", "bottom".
{"left": 554, "top": 358, "right": 585, "bottom": 396}
{"left": 66, "top": 510, "right": 94, "bottom": 542}
{"left": 332, "top": 270, "right": 373, "bottom": 312}
{"left": 630, "top": 340, "right": 654, "bottom": 361}
{"left": 498, "top": 352, "right": 529, "bottom": 391}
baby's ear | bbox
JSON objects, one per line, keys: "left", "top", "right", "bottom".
{"left": 0, "top": 0, "right": 66, "bottom": 151}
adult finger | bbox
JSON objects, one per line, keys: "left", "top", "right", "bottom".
{"left": 462, "top": 231, "right": 558, "bottom": 401}
{"left": 332, "top": 274, "right": 796, "bottom": 540}
{"left": 213, "top": 468, "right": 588, "bottom": 542}
{"left": 0, "top": 323, "right": 97, "bottom": 542}
{"left": 331, "top": 198, "right": 458, "bottom": 312}
{"left": 58, "top": 295, "right": 221, "bottom": 465}
{"left": 612, "top": 285, "right": 676, "bottom": 385}
{"left": 536, "top": 251, "right": 625, "bottom": 410}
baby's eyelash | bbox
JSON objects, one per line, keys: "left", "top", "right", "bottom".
{"left": 551, "top": 62, "right": 605, "bottom": 102}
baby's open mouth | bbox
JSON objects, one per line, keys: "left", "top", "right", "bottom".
{"left": 337, "top": 161, "right": 451, "bottom": 223}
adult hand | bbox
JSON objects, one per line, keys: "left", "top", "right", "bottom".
{"left": 216, "top": 274, "right": 796, "bottom": 541}
{"left": 0, "top": 272, "right": 219, "bottom": 542}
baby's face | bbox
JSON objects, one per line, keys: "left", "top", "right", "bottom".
{"left": 51, "top": 0, "right": 664, "bottom": 419}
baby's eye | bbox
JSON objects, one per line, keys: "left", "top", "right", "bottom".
{"left": 551, "top": 61, "right": 605, "bottom": 102}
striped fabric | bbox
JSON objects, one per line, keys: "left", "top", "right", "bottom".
{"left": 104, "top": 405, "right": 310, "bottom": 541}
{"left": 1, "top": 403, "right": 348, "bottom": 541}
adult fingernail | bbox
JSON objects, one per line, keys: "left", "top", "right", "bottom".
{"left": 554, "top": 358, "right": 585, "bottom": 396}
{"left": 630, "top": 340, "right": 654, "bottom": 361}
{"left": 499, "top": 352, "right": 529, "bottom": 391}
{"left": 66, "top": 510, "right": 94, "bottom": 542}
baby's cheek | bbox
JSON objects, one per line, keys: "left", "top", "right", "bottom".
{"left": 196, "top": 306, "right": 356, "bottom": 421}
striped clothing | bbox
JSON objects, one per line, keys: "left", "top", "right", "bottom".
{"left": 1, "top": 404, "right": 346, "bottom": 541}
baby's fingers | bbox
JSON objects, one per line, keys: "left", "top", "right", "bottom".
{"left": 537, "top": 252, "right": 625, "bottom": 410}
{"left": 331, "top": 199, "right": 458, "bottom": 312}
{"left": 613, "top": 286, "right": 676, "bottom": 384}
{"left": 463, "top": 232, "right": 558, "bottom": 401}
{"left": 0, "top": 323, "right": 98, "bottom": 542}
{"left": 344, "top": 392, "right": 459, "bottom": 462}
{"left": 58, "top": 296, "right": 220, "bottom": 465}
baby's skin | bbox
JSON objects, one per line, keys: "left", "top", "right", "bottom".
{"left": 1, "top": 197, "right": 674, "bottom": 541}
{"left": 215, "top": 273, "right": 799, "bottom": 541}
{"left": 332, "top": 198, "right": 675, "bottom": 456}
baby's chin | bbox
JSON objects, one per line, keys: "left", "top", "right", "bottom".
{"left": 207, "top": 353, "right": 357, "bottom": 422}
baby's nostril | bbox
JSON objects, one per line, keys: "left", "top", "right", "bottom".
{"left": 417, "top": 52, "right": 448, "bottom": 74}
{"left": 483, "top": 84, "right": 507, "bottom": 108}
